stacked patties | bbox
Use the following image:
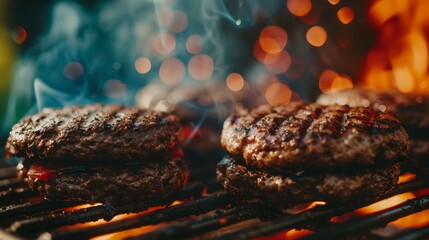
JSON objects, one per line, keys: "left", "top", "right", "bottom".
{"left": 217, "top": 101, "right": 409, "bottom": 207}
{"left": 7, "top": 104, "right": 188, "bottom": 204}
{"left": 317, "top": 88, "right": 429, "bottom": 166}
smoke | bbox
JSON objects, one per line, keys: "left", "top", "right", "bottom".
{"left": 3, "top": 0, "right": 372, "bottom": 138}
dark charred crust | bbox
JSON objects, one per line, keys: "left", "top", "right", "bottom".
{"left": 22, "top": 159, "right": 188, "bottom": 204}
{"left": 6, "top": 104, "right": 183, "bottom": 162}
{"left": 317, "top": 88, "right": 429, "bottom": 130}
{"left": 221, "top": 101, "right": 409, "bottom": 171}
{"left": 217, "top": 157, "right": 400, "bottom": 207}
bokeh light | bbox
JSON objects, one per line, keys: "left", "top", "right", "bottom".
{"left": 328, "top": 0, "right": 340, "bottom": 5}
{"left": 264, "top": 51, "right": 291, "bottom": 74}
{"left": 186, "top": 35, "right": 203, "bottom": 54}
{"left": 265, "top": 82, "right": 292, "bottom": 106}
{"left": 188, "top": 54, "right": 214, "bottom": 81}
{"left": 159, "top": 58, "right": 185, "bottom": 85}
{"left": 226, "top": 73, "right": 245, "bottom": 91}
{"left": 331, "top": 75, "right": 353, "bottom": 92}
{"left": 152, "top": 33, "right": 176, "bottom": 55}
{"left": 306, "top": 26, "right": 327, "bottom": 47}
{"left": 103, "top": 79, "right": 126, "bottom": 98}
{"left": 319, "top": 69, "right": 353, "bottom": 93}
{"left": 319, "top": 69, "right": 339, "bottom": 93}
{"left": 170, "top": 11, "right": 188, "bottom": 32}
{"left": 337, "top": 7, "right": 355, "bottom": 24}
{"left": 259, "top": 25, "right": 288, "bottom": 54}
{"left": 134, "top": 57, "right": 151, "bottom": 74}
{"left": 11, "top": 26, "right": 27, "bottom": 44}
{"left": 287, "top": 0, "right": 312, "bottom": 17}
{"left": 63, "top": 62, "right": 84, "bottom": 80}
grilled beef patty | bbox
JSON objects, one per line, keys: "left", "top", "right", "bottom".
{"left": 19, "top": 159, "right": 188, "bottom": 204}
{"left": 221, "top": 102, "right": 409, "bottom": 172}
{"left": 317, "top": 88, "right": 429, "bottom": 131}
{"left": 217, "top": 157, "right": 400, "bottom": 207}
{"left": 6, "top": 104, "right": 183, "bottom": 162}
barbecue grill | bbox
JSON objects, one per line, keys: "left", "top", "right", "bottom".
{"left": 1, "top": 161, "right": 428, "bottom": 240}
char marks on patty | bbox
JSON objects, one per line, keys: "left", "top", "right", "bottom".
{"left": 221, "top": 102, "right": 409, "bottom": 172}
{"left": 6, "top": 104, "right": 183, "bottom": 162}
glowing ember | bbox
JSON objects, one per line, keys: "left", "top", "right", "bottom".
{"left": 259, "top": 25, "right": 288, "bottom": 54}
{"left": 188, "top": 54, "right": 214, "bottom": 81}
{"left": 265, "top": 81, "right": 292, "bottom": 106}
{"left": 397, "top": 173, "right": 416, "bottom": 184}
{"left": 306, "top": 26, "right": 327, "bottom": 47}
{"left": 356, "top": 192, "right": 416, "bottom": 215}
{"left": 337, "top": 7, "right": 355, "bottom": 24}
{"left": 226, "top": 73, "right": 245, "bottom": 92}
{"left": 152, "top": 33, "right": 176, "bottom": 55}
{"left": 159, "top": 58, "right": 185, "bottom": 85}
{"left": 287, "top": 0, "right": 312, "bottom": 17}
{"left": 134, "top": 57, "right": 151, "bottom": 74}
{"left": 186, "top": 34, "right": 203, "bottom": 54}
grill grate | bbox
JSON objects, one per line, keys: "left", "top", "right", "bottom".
{"left": 0, "top": 162, "right": 428, "bottom": 240}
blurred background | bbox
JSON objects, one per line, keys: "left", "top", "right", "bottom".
{"left": 0, "top": 0, "right": 427, "bottom": 142}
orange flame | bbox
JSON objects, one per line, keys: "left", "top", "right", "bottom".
{"left": 362, "top": 0, "right": 429, "bottom": 94}
{"left": 63, "top": 201, "right": 183, "bottom": 240}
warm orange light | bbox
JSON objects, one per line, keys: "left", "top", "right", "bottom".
{"left": 337, "top": 7, "right": 355, "bottom": 24}
{"left": 152, "top": 33, "right": 176, "bottom": 55}
{"left": 328, "top": 0, "right": 340, "bottom": 5}
{"left": 306, "top": 26, "right": 327, "bottom": 47}
{"left": 287, "top": 0, "right": 312, "bottom": 17}
{"left": 390, "top": 209, "right": 429, "bottom": 229}
{"left": 284, "top": 229, "right": 313, "bottom": 239}
{"left": 259, "top": 25, "right": 288, "bottom": 54}
{"left": 264, "top": 51, "right": 291, "bottom": 74}
{"left": 186, "top": 35, "right": 203, "bottom": 54}
{"left": 356, "top": 192, "right": 415, "bottom": 215}
{"left": 398, "top": 173, "right": 416, "bottom": 184}
{"left": 188, "top": 54, "right": 214, "bottom": 81}
{"left": 362, "top": 0, "right": 429, "bottom": 94}
{"left": 159, "top": 58, "right": 185, "bottom": 85}
{"left": 65, "top": 203, "right": 102, "bottom": 212}
{"left": 265, "top": 82, "right": 292, "bottom": 106}
{"left": 331, "top": 75, "right": 353, "bottom": 92}
{"left": 135, "top": 57, "right": 151, "bottom": 74}
{"left": 226, "top": 73, "right": 245, "bottom": 92}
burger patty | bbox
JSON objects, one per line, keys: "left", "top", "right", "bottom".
{"left": 221, "top": 102, "right": 409, "bottom": 172}
{"left": 217, "top": 157, "right": 400, "bottom": 207}
{"left": 317, "top": 88, "right": 429, "bottom": 131}
{"left": 6, "top": 104, "right": 183, "bottom": 162}
{"left": 20, "top": 159, "right": 188, "bottom": 204}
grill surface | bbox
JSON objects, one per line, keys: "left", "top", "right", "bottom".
{"left": 1, "top": 161, "right": 429, "bottom": 240}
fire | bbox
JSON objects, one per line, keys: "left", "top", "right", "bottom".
{"left": 63, "top": 200, "right": 183, "bottom": 240}
{"left": 362, "top": 0, "right": 429, "bottom": 94}
{"left": 356, "top": 192, "right": 416, "bottom": 215}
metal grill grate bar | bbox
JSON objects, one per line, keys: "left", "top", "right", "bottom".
{"left": 38, "top": 194, "right": 235, "bottom": 240}
{"left": 302, "top": 194, "right": 429, "bottom": 240}
{"left": 8, "top": 183, "right": 203, "bottom": 235}
{"left": 208, "top": 177, "right": 429, "bottom": 240}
